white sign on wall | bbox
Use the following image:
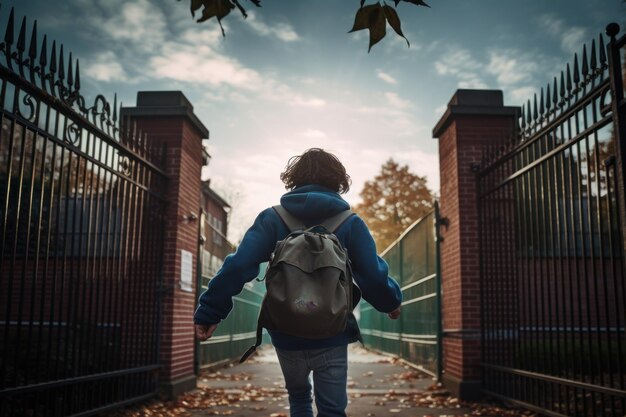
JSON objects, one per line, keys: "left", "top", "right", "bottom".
{"left": 180, "top": 249, "right": 193, "bottom": 293}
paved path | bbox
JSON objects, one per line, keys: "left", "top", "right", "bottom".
{"left": 107, "top": 346, "right": 531, "bottom": 416}
{"left": 192, "top": 346, "right": 472, "bottom": 417}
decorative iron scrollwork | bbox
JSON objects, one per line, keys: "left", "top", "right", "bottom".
{"left": 118, "top": 155, "right": 132, "bottom": 177}
{"left": 64, "top": 121, "right": 81, "bottom": 146}
{"left": 0, "top": 7, "right": 119, "bottom": 138}
{"left": 598, "top": 85, "right": 613, "bottom": 117}
{"left": 16, "top": 91, "right": 36, "bottom": 122}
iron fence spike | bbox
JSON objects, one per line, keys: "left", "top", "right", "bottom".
{"left": 49, "top": 40, "right": 56, "bottom": 73}
{"left": 545, "top": 83, "right": 551, "bottom": 110}
{"left": 39, "top": 34, "right": 47, "bottom": 67}
{"left": 533, "top": 93, "right": 538, "bottom": 120}
{"left": 17, "top": 16, "right": 25, "bottom": 52}
{"left": 539, "top": 87, "right": 544, "bottom": 115}
{"left": 559, "top": 71, "right": 565, "bottom": 97}
{"left": 75, "top": 59, "right": 80, "bottom": 91}
{"left": 526, "top": 100, "right": 531, "bottom": 124}
{"left": 28, "top": 20, "right": 37, "bottom": 60}
{"left": 4, "top": 7, "right": 14, "bottom": 45}
{"left": 58, "top": 44, "right": 64, "bottom": 80}
{"left": 566, "top": 63, "right": 572, "bottom": 92}
{"left": 113, "top": 93, "right": 118, "bottom": 122}
{"left": 598, "top": 33, "right": 606, "bottom": 65}
{"left": 581, "top": 44, "right": 589, "bottom": 77}
{"left": 590, "top": 39, "right": 597, "bottom": 73}
{"left": 573, "top": 53, "right": 580, "bottom": 84}
{"left": 552, "top": 77, "right": 558, "bottom": 104}
{"left": 67, "top": 52, "right": 73, "bottom": 87}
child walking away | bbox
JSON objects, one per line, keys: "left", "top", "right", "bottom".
{"left": 194, "top": 148, "right": 402, "bottom": 417}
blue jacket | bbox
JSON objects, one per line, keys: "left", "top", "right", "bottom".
{"left": 194, "top": 184, "right": 402, "bottom": 350}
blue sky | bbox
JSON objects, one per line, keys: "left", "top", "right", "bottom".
{"left": 4, "top": 0, "right": 623, "bottom": 241}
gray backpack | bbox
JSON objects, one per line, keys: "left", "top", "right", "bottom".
{"left": 240, "top": 206, "right": 356, "bottom": 362}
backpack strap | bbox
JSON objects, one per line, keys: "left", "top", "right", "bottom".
{"left": 273, "top": 205, "right": 306, "bottom": 232}
{"left": 321, "top": 209, "right": 354, "bottom": 233}
{"left": 240, "top": 319, "right": 264, "bottom": 363}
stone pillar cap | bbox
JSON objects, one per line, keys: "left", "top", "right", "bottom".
{"left": 121, "top": 91, "right": 209, "bottom": 139}
{"left": 432, "top": 89, "right": 520, "bottom": 138}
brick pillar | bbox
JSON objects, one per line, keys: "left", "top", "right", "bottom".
{"left": 121, "top": 91, "right": 209, "bottom": 397}
{"left": 432, "top": 90, "right": 519, "bottom": 399}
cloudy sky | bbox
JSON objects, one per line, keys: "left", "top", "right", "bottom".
{"left": 5, "top": 0, "right": 623, "bottom": 241}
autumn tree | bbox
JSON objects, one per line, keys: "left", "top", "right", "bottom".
{"left": 355, "top": 158, "right": 434, "bottom": 251}
{"left": 179, "top": 0, "right": 431, "bottom": 51}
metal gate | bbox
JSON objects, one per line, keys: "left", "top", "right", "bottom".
{"left": 359, "top": 205, "right": 442, "bottom": 378}
{"left": 477, "top": 24, "right": 625, "bottom": 416}
{"left": 0, "top": 7, "right": 167, "bottom": 416}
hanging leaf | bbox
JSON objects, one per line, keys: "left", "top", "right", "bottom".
{"left": 190, "top": 0, "right": 204, "bottom": 17}
{"left": 181, "top": 0, "right": 433, "bottom": 52}
{"left": 193, "top": 0, "right": 236, "bottom": 37}
{"left": 383, "top": 5, "right": 409, "bottom": 48}
{"left": 348, "top": 3, "right": 387, "bottom": 52}
{"left": 196, "top": 0, "right": 234, "bottom": 23}
{"left": 394, "top": 0, "right": 431, "bottom": 8}
{"left": 349, "top": 4, "right": 380, "bottom": 33}
{"left": 231, "top": 0, "right": 262, "bottom": 18}
{"left": 368, "top": 6, "right": 386, "bottom": 52}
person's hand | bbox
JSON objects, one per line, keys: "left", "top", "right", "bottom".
{"left": 387, "top": 306, "right": 401, "bottom": 320}
{"left": 195, "top": 323, "right": 218, "bottom": 341}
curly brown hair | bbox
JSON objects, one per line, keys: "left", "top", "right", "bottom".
{"left": 280, "top": 148, "right": 351, "bottom": 194}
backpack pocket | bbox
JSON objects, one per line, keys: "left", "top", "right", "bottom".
{"left": 261, "top": 264, "right": 350, "bottom": 339}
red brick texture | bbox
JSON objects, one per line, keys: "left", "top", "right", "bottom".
{"left": 437, "top": 113, "right": 517, "bottom": 388}
{"left": 129, "top": 116, "right": 204, "bottom": 386}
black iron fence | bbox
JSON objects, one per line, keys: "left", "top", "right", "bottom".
{"left": 477, "top": 23, "right": 626, "bottom": 416}
{"left": 0, "top": 7, "right": 168, "bottom": 417}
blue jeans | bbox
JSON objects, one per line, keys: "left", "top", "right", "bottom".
{"left": 275, "top": 345, "right": 348, "bottom": 417}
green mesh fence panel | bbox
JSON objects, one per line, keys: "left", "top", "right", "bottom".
{"left": 196, "top": 237, "right": 268, "bottom": 369}
{"left": 358, "top": 210, "right": 441, "bottom": 377}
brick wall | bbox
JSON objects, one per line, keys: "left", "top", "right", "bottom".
{"left": 121, "top": 91, "right": 209, "bottom": 397}
{"left": 433, "top": 90, "right": 519, "bottom": 399}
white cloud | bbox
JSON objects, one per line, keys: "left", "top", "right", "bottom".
{"left": 301, "top": 129, "right": 328, "bottom": 139}
{"left": 537, "top": 14, "right": 587, "bottom": 53}
{"left": 561, "top": 27, "right": 587, "bottom": 53}
{"left": 509, "top": 86, "right": 538, "bottom": 104}
{"left": 246, "top": 12, "right": 300, "bottom": 42}
{"left": 385, "top": 92, "right": 412, "bottom": 110}
{"left": 151, "top": 41, "right": 263, "bottom": 89}
{"left": 377, "top": 70, "right": 398, "bottom": 84}
{"left": 84, "top": 51, "right": 127, "bottom": 82}
{"left": 392, "top": 148, "right": 440, "bottom": 192}
{"left": 147, "top": 27, "right": 325, "bottom": 108}
{"left": 434, "top": 104, "right": 447, "bottom": 115}
{"left": 435, "top": 48, "right": 480, "bottom": 75}
{"left": 89, "top": 0, "right": 167, "bottom": 51}
{"left": 434, "top": 47, "right": 487, "bottom": 88}
{"left": 486, "top": 50, "right": 538, "bottom": 86}
{"left": 284, "top": 95, "right": 326, "bottom": 108}
{"left": 349, "top": 30, "right": 369, "bottom": 43}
